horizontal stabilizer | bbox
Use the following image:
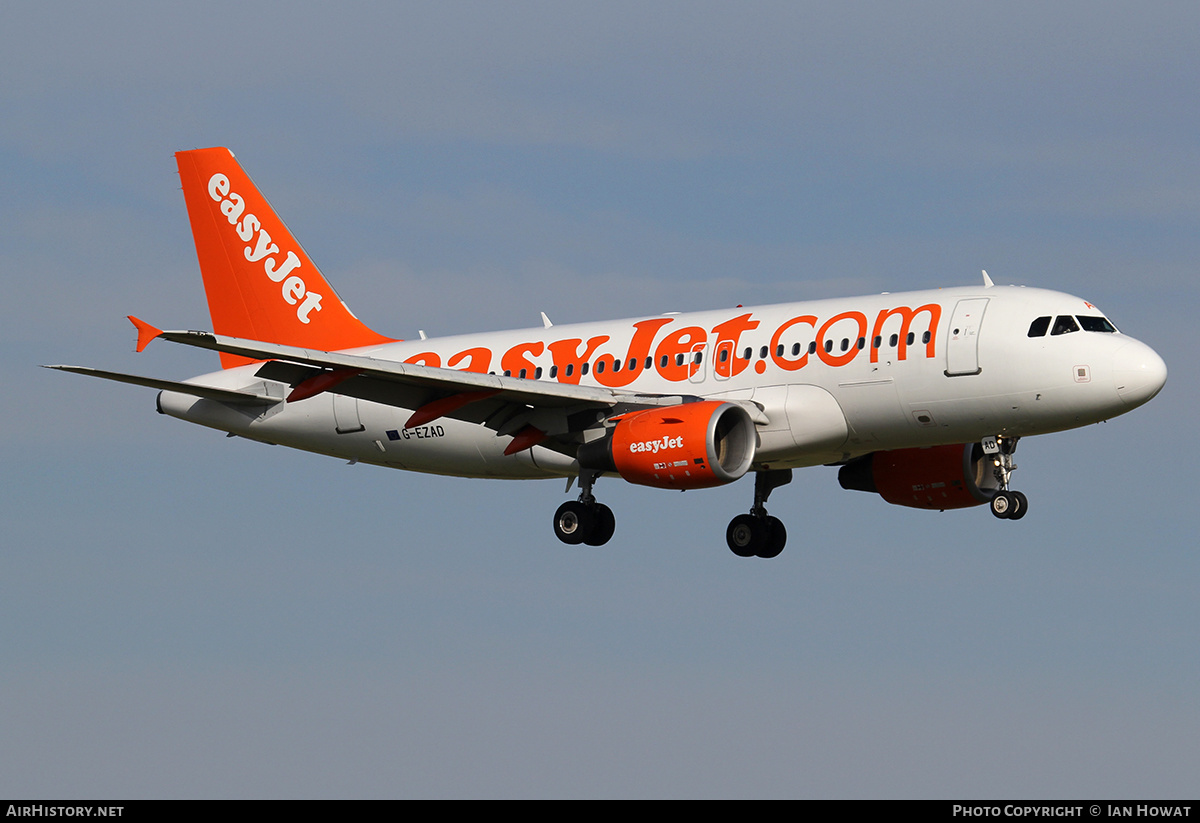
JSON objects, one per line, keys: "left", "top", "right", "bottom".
{"left": 43, "top": 365, "right": 281, "bottom": 406}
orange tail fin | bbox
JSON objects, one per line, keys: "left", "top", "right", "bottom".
{"left": 175, "top": 147, "right": 392, "bottom": 368}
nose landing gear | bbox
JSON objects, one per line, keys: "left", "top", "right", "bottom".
{"left": 986, "top": 436, "right": 1028, "bottom": 520}
{"left": 725, "top": 469, "right": 792, "bottom": 558}
{"left": 989, "top": 489, "right": 1028, "bottom": 519}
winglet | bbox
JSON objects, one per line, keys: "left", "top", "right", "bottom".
{"left": 981, "top": 270, "right": 995, "bottom": 288}
{"left": 128, "top": 316, "right": 163, "bottom": 352}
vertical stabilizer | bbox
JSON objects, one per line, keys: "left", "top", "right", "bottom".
{"left": 175, "top": 147, "right": 392, "bottom": 368}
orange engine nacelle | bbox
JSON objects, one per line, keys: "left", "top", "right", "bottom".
{"left": 577, "top": 401, "right": 756, "bottom": 490}
{"left": 837, "top": 443, "right": 999, "bottom": 510}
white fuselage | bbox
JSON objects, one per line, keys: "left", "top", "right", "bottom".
{"left": 158, "top": 285, "right": 1167, "bottom": 479}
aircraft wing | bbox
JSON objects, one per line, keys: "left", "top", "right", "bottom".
{"left": 153, "top": 328, "right": 658, "bottom": 407}
{"left": 139, "top": 326, "right": 729, "bottom": 452}
{"left": 42, "top": 365, "right": 281, "bottom": 406}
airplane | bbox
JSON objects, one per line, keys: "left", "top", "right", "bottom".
{"left": 47, "top": 147, "right": 1168, "bottom": 558}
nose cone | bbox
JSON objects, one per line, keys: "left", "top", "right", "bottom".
{"left": 1113, "top": 340, "right": 1167, "bottom": 408}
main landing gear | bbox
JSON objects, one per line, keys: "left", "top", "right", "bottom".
{"left": 726, "top": 469, "right": 792, "bottom": 559}
{"left": 551, "top": 469, "right": 795, "bottom": 557}
{"left": 553, "top": 470, "right": 616, "bottom": 546}
{"left": 987, "top": 435, "right": 1028, "bottom": 521}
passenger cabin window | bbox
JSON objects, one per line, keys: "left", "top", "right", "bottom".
{"left": 1077, "top": 315, "right": 1118, "bottom": 333}
{"left": 1028, "top": 316, "right": 1051, "bottom": 337}
{"left": 1051, "top": 315, "right": 1079, "bottom": 336}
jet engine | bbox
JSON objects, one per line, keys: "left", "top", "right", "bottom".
{"left": 577, "top": 401, "right": 756, "bottom": 490}
{"left": 837, "top": 443, "right": 1000, "bottom": 510}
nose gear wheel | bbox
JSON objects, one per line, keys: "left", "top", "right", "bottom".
{"left": 986, "top": 436, "right": 1029, "bottom": 520}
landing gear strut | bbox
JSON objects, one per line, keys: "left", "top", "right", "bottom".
{"left": 553, "top": 470, "right": 616, "bottom": 546}
{"left": 726, "top": 469, "right": 792, "bottom": 558}
{"left": 987, "top": 436, "right": 1028, "bottom": 520}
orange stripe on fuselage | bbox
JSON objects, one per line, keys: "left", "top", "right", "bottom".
{"left": 376, "top": 303, "right": 943, "bottom": 387}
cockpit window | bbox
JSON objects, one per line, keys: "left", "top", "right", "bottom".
{"left": 1051, "top": 315, "right": 1080, "bottom": 336}
{"left": 1077, "top": 315, "right": 1118, "bottom": 333}
{"left": 1028, "top": 316, "right": 1051, "bottom": 337}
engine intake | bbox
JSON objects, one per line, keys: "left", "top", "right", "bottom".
{"left": 578, "top": 401, "right": 756, "bottom": 490}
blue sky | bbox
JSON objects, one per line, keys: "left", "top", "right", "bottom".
{"left": 2, "top": 1, "right": 1197, "bottom": 798}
